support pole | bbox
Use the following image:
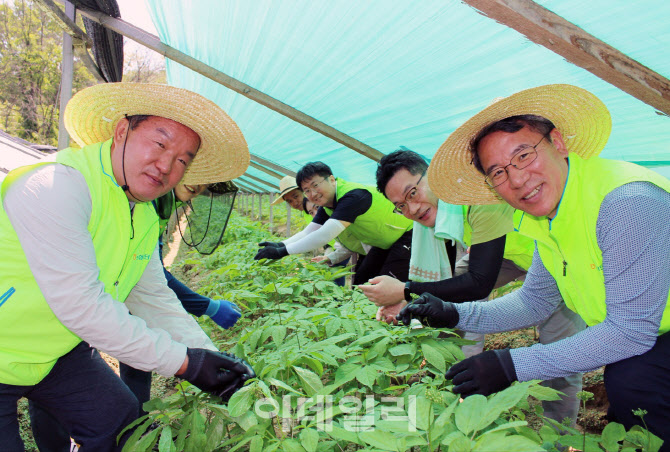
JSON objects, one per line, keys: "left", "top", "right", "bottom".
{"left": 269, "top": 194, "right": 274, "bottom": 234}
{"left": 258, "top": 193, "right": 262, "bottom": 220}
{"left": 286, "top": 204, "right": 292, "bottom": 238}
{"left": 57, "top": 0, "right": 75, "bottom": 150}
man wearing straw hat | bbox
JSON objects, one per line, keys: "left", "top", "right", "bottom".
{"left": 271, "top": 175, "right": 313, "bottom": 214}
{"left": 0, "top": 83, "right": 254, "bottom": 451}
{"left": 398, "top": 84, "right": 670, "bottom": 443}
{"left": 366, "top": 148, "right": 584, "bottom": 425}
{"left": 256, "top": 161, "right": 413, "bottom": 285}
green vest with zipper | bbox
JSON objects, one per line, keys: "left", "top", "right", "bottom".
{"left": 323, "top": 178, "right": 413, "bottom": 250}
{"left": 516, "top": 153, "right": 670, "bottom": 333}
{"left": 0, "top": 139, "right": 159, "bottom": 385}
{"left": 462, "top": 205, "right": 535, "bottom": 271}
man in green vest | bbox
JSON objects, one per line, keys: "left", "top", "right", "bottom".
{"left": 0, "top": 83, "right": 254, "bottom": 451}
{"left": 255, "top": 161, "right": 413, "bottom": 285}
{"left": 399, "top": 84, "right": 670, "bottom": 445}
{"left": 362, "top": 148, "right": 584, "bottom": 425}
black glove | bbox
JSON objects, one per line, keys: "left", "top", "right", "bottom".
{"left": 180, "top": 348, "right": 256, "bottom": 401}
{"left": 254, "top": 243, "right": 288, "bottom": 260}
{"left": 445, "top": 349, "right": 517, "bottom": 397}
{"left": 396, "top": 293, "right": 459, "bottom": 328}
{"left": 258, "top": 241, "right": 283, "bottom": 248}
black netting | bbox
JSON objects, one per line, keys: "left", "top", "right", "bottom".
{"left": 177, "top": 182, "right": 238, "bottom": 255}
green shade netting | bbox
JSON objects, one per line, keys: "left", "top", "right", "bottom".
{"left": 147, "top": 0, "right": 670, "bottom": 184}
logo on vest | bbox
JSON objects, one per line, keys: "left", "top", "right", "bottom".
{"left": 133, "top": 254, "right": 151, "bottom": 261}
{"left": 590, "top": 263, "right": 603, "bottom": 271}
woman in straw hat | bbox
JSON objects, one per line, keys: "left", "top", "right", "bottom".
{"left": 0, "top": 83, "right": 253, "bottom": 451}
{"left": 398, "top": 84, "right": 670, "bottom": 445}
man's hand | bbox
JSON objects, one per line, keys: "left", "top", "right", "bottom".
{"left": 311, "top": 255, "right": 331, "bottom": 264}
{"left": 208, "top": 299, "right": 241, "bottom": 329}
{"left": 396, "top": 293, "right": 459, "bottom": 328}
{"left": 258, "top": 241, "right": 283, "bottom": 248}
{"left": 254, "top": 243, "right": 288, "bottom": 260}
{"left": 178, "top": 348, "right": 256, "bottom": 401}
{"left": 445, "top": 349, "right": 517, "bottom": 397}
{"left": 376, "top": 301, "right": 407, "bottom": 325}
{"left": 359, "top": 275, "right": 405, "bottom": 306}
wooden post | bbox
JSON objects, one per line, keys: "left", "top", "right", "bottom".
{"left": 258, "top": 193, "right": 262, "bottom": 220}
{"left": 269, "top": 194, "right": 274, "bottom": 234}
{"left": 57, "top": 0, "right": 75, "bottom": 150}
{"left": 286, "top": 203, "right": 292, "bottom": 238}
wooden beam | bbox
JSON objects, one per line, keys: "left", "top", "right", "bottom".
{"left": 243, "top": 172, "right": 280, "bottom": 190}
{"left": 36, "top": 0, "right": 92, "bottom": 47}
{"left": 72, "top": 4, "right": 385, "bottom": 161}
{"left": 250, "top": 153, "right": 296, "bottom": 177}
{"left": 238, "top": 177, "right": 270, "bottom": 193}
{"left": 464, "top": 0, "right": 670, "bottom": 115}
{"left": 249, "top": 161, "right": 285, "bottom": 180}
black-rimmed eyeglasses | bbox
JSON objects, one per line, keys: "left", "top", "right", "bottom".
{"left": 484, "top": 135, "right": 546, "bottom": 188}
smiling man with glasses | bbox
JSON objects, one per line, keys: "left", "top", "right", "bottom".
{"left": 363, "top": 148, "right": 584, "bottom": 426}
{"left": 254, "top": 161, "right": 413, "bottom": 285}
{"left": 405, "top": 84, "right": 670, "bottom": 446}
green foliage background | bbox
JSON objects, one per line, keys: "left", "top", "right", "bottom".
{"left": 125, "top": 212, "right": 663, "bottom": 452}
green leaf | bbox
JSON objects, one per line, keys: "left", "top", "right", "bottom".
{"left": 249, "top": 436, "right": 264, "bottom": 452}
{"left": 273, "top": 325, "right": 287, "bottom": 348}
{"left": 558, "top": 434, "right": 603, "bottom": 452}
{"left": 479, "top": 420, "right": 528, "bottom": 436}
{"left": 473, "top": 432, "right": 541, "bottom": 451}
{"left": 133, "top": 426, "right": 160, "bottom": 451}
{"left": 300, "top": 428, "right": 320, "bottom": 452}
{"left": 204, "top": 417, "right": 225, "bottom": 451}
{"left": 268, "top": 377, "right": 307, "bottom": 396}
{"left": 293, "top": 365, "right": 324, "bottom": 396}
{"left": 445, "top": 433, "right": 473, "bottom": 451}
{"left": 600, "top": 422, "right": 626, "bottom": 451}
{"left": 421, "top": 342, "right": 446, "bottom": 373}
{"left": 407, "top": 395, "right": 433, "bottom": 432}
{"left": 487, "top": 382, "right": 530, "bottom": 415}
{"left": 325, "top": 317, "right": 341, "bottom": 337}
{"left": 527, "top": 384, "right": 562, "bottom": 401}
{"left": 334, "top": 363, "right": 359, "bottom": 386}
{"left": 281, "top": 438, "right": 307, "bottom": 452}
{"left": 327, "top": 425, "right": 362, "bottom": 445}
{"left": 389, "top": 343, "right": 415, "bottom": 356}
{"left": 358, "top": 430, "right": 400, "bottom": 451}
{"left": 228, "top": 385, "right": 256, "bottom": 417}
{"left": 355, "top": 366, "right": 378, "bottom": 389}
{"left": 158, "top": 426, "right": 176, "bottom": 452}
{"left": 455, "top": 395, "right": 487, "bottom": 435}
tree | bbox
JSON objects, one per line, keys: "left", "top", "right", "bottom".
{"left": 123, "top": 45, "right": 166, "bottom": 83}
{"left": 0, "top": 0, "right": 95, "bottom": 145}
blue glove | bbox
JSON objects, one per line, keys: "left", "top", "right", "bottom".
{"left": 205, "top": 299, "right": 241, "bottom": 329}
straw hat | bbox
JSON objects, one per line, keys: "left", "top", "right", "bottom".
{"left": 271, "top": 175, "right": 300, "bottom": 205}
{"left": 428, "top": 84, "right": 611, "bottom": 205}
{"left": 64, "top": 83, "right": 250, "bottom": 185}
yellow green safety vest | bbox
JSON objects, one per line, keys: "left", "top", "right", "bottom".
{"left": 462, "top": 205, "right": 534, "bottom": 270}
{"left": 0, "top": 139, "right": 159, "bottom": 385}
{"left": 516, "top": 153, "right": 670, "bottom": 333}
{"left": 323, "top": 178, "right": 413, "bottom": 250}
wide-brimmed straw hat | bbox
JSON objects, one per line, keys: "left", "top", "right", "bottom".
{"left": 428, "top": 84, "right": 611, "bottom": 205}
{"left": 64, "top": 83, "right": 250, "bottom": 185}
{"left": 271, "top": 175, "right": 300, "bottom": 205}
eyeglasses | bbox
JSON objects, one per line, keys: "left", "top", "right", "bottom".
{"left": 393, "top": 172, "right": 425, "bottom": 214}
{"left": 484, "top": 135, "right": 545, "bottom": 188}
{"left": 303, "top": 178, "right": 328, "bottom": 196}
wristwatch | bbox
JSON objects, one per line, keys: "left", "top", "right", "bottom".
{"left": 404, "top": 281, "right": 412, "bottom": 302}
